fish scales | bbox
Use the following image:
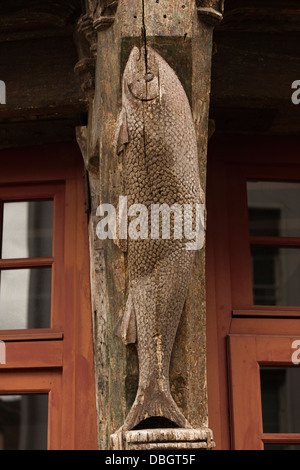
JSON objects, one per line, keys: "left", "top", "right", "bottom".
{"left": 114, "top": 46, "right": 204, "bottom": 432}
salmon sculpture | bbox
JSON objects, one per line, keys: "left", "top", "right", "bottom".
{"left": 114, "top": 46, "right": 205, "bottom": 432}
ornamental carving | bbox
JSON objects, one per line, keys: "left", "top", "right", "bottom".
{"left": 196, "top": 0, "right": 224, "bottom": 25}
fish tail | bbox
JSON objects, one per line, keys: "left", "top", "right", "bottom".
{"left": 121, "top": 384, "right": 192, "bottom": 432}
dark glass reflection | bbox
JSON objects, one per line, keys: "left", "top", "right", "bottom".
{"left": 1, "top": 201, "right": 53, "bottom": 259}
{"left": 247, "top": 182, "right": 300, "bottom": 238}
{"left": 261, "top": 367, "right": 300, "bottom": 434}
{"left": 264, "top": 444, "right": 300, "bottom": 450}
{"left": 0, "top": 394, "right": 48, "bottom": 450}
{"left": 248, "top": 208, "right": 280, "bottom": 238}
{"left": 0, "top": 268, "right": 52, "bottom": 329}
{"left": 251, "top": 247, "right": 300, "bottom": 306}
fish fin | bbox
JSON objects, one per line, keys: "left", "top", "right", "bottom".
{"left": 121, "top": 385, "right": 192, "bottom": 432}
{"left": 114, "top": 198, "right": 128, "bottom": 252}
{"left": 113, "top": 237, "right": 128, "bottom": 253}
{"left": 114, "top": 291, "right": 137, "bottom": 345}
{"left": 114, "top": 108, "right": 129, "bottom": 155}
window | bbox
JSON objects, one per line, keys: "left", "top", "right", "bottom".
{"left": 0, "top": 394, "right": 48, "bottom": 450}
{"left": 206, "top": 137, "right": 300, "bottom": 450}
{"left": 228, "top": 335, "right": 300, "bottom": 450}
{"left": 0, "top": 186, "right": 62, "bottom": 331}
{"left": 0, "top": 144, "right": 97, "bottom": 450}
{"left": 247, "top": 182, "right": 300, "bottom": 308}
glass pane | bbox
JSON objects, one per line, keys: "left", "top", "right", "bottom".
{"left": 264, "top": 444, "right": 300, "bottom": 450}
{"left": 260, "top": 367, "right": 300, "bottom": 433}
{"left": 247, "top": 181, "right": 300, "bottom": 237}
{"left": 1, "top": 201, "right": 53, "bottom": 259}
{"left": 251, "top": 246, "right": 300, "bottom": 306}
{"left": 248, "top": 208, "right": 281, "bottom": 237}
{"left": 0, "top": 394, "right": 48, "bottom": 450}
{"left": 0, "top": 268, "right": 52, "bottom": 329}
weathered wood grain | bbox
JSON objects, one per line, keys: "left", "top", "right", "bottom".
{"left": 111, "top": 427, "right": 215, "bottom": 450}
{"left": 88, "top": 0, "right": 219, "bottom": 449}
{"left": 210, "top": 28, "right": 300, "bottom": 134}
{"left": 219, "top": 0, "right": 300, "bottom": 32}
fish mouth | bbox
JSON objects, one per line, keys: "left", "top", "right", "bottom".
{"left": 128, "top": 82, "right": 158, "bottom": 102}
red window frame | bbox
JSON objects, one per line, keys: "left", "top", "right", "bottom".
{"left": 227, "top": 162, "right": 300, "bottom": 318}
{"left": 228, "top": 335, "right": 300, "bottom": 450}
{"left": 0, "top": 183, "right": 65, "bottom": 332}
{"left": 0, "top": 143, "right": 97, "bottom": 450}
{"left": 206, "top": 136, "right": 300, "bottom": 450}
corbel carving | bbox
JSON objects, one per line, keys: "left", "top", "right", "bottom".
{"left": 196, "top": 0, "right": 224, "bottom": 26}
{"left": 74, "top": 1, "right": 119, "bottom": 98}
{"left": 77, "top": 11, "right": 98, "bottom": 58}
{"left": 74, "top": 19, "right": 96, "bottom": 100}
{"left": 93, "top": 0, "right": 119, "bottom": 32}
{"left": 73, "top": 2, "right": 100, "bottom": 100}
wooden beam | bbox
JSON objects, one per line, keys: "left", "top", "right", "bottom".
{"left": 210, "top": 27, "right": 300, "bottom": 134}
{"left": 81, "top": 0, "right": 222, "bottom": 449}
{"left": 0, "top": 34, "right": 86, "bottom": 147}
{"left": 0, "top": 0, "right": 81, "bottom": 41}
{"left": 219, "top": 0, "right": 300, "bottom": 32}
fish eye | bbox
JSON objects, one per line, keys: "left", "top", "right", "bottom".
{"left": 145, "top": 73, "right": 154, "bottom": 82}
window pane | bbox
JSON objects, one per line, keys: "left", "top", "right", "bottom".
{"left": 0, "top": 394, "right": 48, "bottom": 450}
{"left": 264, "top": 444, "right": 300, "bottom": 450}
{"left": 1, "top": 201, "right": 53, "bottom": 259}
{"left": 248, "top": 208, "right": 280, "bottom": 237}
{"left": 251, "top": 246, "right": 300, "bottom": 306}
{"left": 0, "top": 268, "right": 52, "bottom": 329}
{"left": 247, "top": 182, "right": 300, "bottom": 238}
{"left": 260, "top": 367, "right": 300, "bottom": 433}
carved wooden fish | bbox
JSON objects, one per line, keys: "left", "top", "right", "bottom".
{"left": 114, "top": 46, "right": 204, "bottom": 432}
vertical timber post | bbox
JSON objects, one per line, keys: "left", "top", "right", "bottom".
{"left": 75, "top": 0, "right": 223, "bottom": 450}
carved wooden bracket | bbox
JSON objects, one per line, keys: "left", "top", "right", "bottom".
{"left": 196, "top": 0, "right": 224, "bottom": 26}
{"left": 74, "top": 16, "right": 96, "bottom": 99}
{"left": 77, "top": 12, "right": 98, "bottom": 58}
{"left": 93, "top": 0, "right": 119, "bottom": 32}
{"left": 74, "top": 1, "right": 119, "bottom": 99}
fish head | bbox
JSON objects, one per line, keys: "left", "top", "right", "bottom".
{"left": 123, "top": 46, "right": 160, "bottom": 102}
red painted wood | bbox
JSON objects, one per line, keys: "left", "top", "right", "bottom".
{"left": 233, "top": 309, "right": 300, "bottom": 318}
{"left": 228, "top": 334, "right": 300, "bottom": 449}
{"left": 0, "top": 258, "right": 54, "bottom": 269}
{"left": 0, "top": 329, "right": 63, "bottom": 341}
{"left": 0, "top": 369, "right": 62, "bottom": 450}
{"left": 206, "top": 136, "right": 300, "bottom": 450}
{"left": 263, "top": 434, "right": 300, "bottom": 444}
{"left": 0, "top": 340, "right": 63, "bottom": 369}
{"left": 0, "top": 143, "right": 98, "bottom": 450}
